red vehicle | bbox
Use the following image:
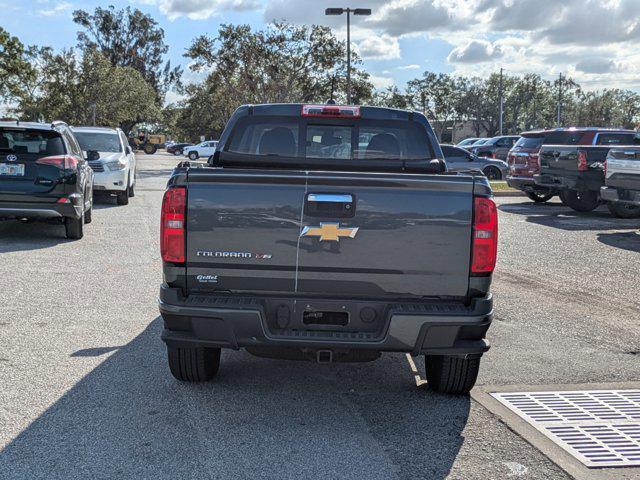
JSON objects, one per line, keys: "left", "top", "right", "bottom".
{"left": 507, "top": 128, "right": 638, "bottom": 203}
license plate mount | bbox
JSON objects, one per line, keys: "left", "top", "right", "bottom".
{"left": 0, "top": 163, "right": 25, "bottom": 176}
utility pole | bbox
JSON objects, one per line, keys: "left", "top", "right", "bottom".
{"left": 325, "top": 7, "right": 371, "bottom": 104}
{"left": 557, "top": 73, "right": 563, "bottom": 128}
{"left": 498, "top": 67, "right": 504, "bottom": 135}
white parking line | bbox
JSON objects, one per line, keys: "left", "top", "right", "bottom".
{"left": 405, "top": 353, "right": 428, "bottom": 387}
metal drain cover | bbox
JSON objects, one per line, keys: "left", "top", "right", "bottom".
{"left": 492, "top": 390, "right": 640, "bottom": 468}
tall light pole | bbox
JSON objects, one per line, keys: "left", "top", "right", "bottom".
{"left": 325, "top": 7, "right": 371, "bottom": 104}
{"left": 498, "top": 67, "right": 504, "bottom": 135}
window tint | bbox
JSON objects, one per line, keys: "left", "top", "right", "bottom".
{"left": 307, "top": 125, "right": 351, "bottom": 159}
{"left": 442, "top": 146, "right": 468, "bottom": 161}
{"left": 595, "top": 133, "right": 640, "bottom": 145}
{"left": 514, "top": 135, "right": 544, "bottom": 149}
{"left": 74, "top": 132, "right": 122, "bottom": 153}
{"left": 356, "top": 122, "right": 431, "bottom": 160}
{"left": 544, "top": 131, "right": 585, "bottom": 145}
{"left": 0, "top": 129, "right": 65, "bottom": 155}
{"left": 227, "top": 118, "right": 299, "bottom": 157}
{"left": 226, "top": 117, "right": 433, "bottom": 161}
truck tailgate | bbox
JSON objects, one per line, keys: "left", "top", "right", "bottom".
{"left": 297, "top": 171, "right": 473, "bottom": 298}
{"left": 185, "top": 169, "right": 474, "bottom": 299}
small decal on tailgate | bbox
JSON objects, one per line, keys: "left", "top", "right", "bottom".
{"left": 196, "top": 251, "right": 273, "bottom": 260}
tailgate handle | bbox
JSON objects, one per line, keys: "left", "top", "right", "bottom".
{"left": 307, "top": 194, "right": 353, "bottom": 203}
{"left": 305, "top": 193, "right": 355, "bottom": 218}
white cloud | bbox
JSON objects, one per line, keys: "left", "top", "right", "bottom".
{"left": 447, "top": 40, "right": 503, "bottom": 64}
{"left": 39, "top": 1, "right": 71, "bottom": 17}
{"left": 370, "top": 75, "right": 394, "bottom": 90}
{"left": 576, "top": 58, "right": 616, "bottom": 75}
{"left": 397, "top": 64, "right": 421, "bottom": 70}
{"left": 367, "top": 0, "right": 458, "bottom": 36}
{"left": 157, "top": 0, "right": 260, "bottom": 20}
{"left": 355, "top": 35, "right": 400, "bottom": 60}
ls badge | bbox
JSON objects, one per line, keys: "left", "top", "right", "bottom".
{"left": 300, "top": 223, "right": 359, "bottom": 242}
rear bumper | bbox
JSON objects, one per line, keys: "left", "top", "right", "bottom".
{"left": 506, "top": 175, "right": 555, "bottom": 193}
{"left": 0, "top": 196, "right": 82, "bottom": 220}
{"left": 534, "top": 173, "right": 601, "bottom": 192}
{"left": 158, "top": 285, "right": 493, "bottom": 356}
{"left": 601, "top": 186, "right": 640, "bottom": 205}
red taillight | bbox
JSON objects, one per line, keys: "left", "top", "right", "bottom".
{"left": 36, "top": 155, "right": 78, "bottom": 169}
{"left": 577, "top": 151, "right": 588, "bottom": 172}
{"left": 471, "top": 197, "right": 498, "bottom": 275}
{"left": 161, "top": 187, "right": 186, "bottom": 264}
{"left": 301, "top": 104, "right": 361, "bottom": 118}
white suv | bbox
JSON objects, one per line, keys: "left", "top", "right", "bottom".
{"left": 72, "top": 126, "right": 136, "bottom": 205}
{"left": 183, "top": 141, "right": 218, "bottom": 160}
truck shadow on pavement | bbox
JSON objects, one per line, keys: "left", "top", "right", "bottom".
{"left": 597, "top": 231, "right": 640, "bottom": 253}
{"left": 0, "top": 318, "right": 469, "bottom": 480}
{"left": 499, "top": 202, "right": 640, "bottom": 231}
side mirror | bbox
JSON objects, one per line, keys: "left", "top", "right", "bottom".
{"left": 126, "top": 146, "right": 133, "bottom": 155}
{"left": 86, "top": 150, "right": 100, "bottom": 161}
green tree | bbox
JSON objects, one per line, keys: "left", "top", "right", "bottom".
{"left": 175, "top": 22, "right": 374, "bottom": 140}
{"left": 72, "top": 6, "right": 181, "bottom": 100}
{"left": 0, "top": 27, "right": 32, "bottom": 101}
{"left": 9, "top": 48, "right": 160, "bottom": 132}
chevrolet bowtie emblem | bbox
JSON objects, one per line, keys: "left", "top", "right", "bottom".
{"left": 300, "top": 223, "right": 359, "bottom": 242}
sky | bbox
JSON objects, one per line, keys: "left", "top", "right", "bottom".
{"left": 2, "top": 0, "right": 640, "bottom": 99}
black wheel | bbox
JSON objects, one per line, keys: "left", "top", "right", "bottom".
{"left": 607, "top": 202, "right": 640, "bottom": 218}
{"left": 425, "top": 355, "right": 481, "bottom": 395}
{"left": 483, "top": 166, "right": 502, "bottom": 180}
{"left": 127, "top": 172, "right": 135, "bottom": 198}
{"left": 64, "top": 212, "right": 84, "bottom": 240}
{"left": 188, "top": 152, "right": 199, "bottom": 160}
{"left": 144, "top": 144, "right": 157, "bottom": 155}
{"left": 167, "top": 346, "right": 221, "bottom": 382}
{"left": 561, "top": 189, "right": 599, "bottom": 212}
{"left": 116, "top": 188, "right": 129, "bottom": 205}
{"left": 526, "top": 190, "right": 554, "bottom": 203}
{"left": 84, "top": 203, "right": 92, "bottom": 224}
{"left": 173, "top": 149, "right": 182, "bottom": 156}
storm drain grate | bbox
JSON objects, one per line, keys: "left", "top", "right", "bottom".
{"left": 492, "top": 390, "right": 640, "bottom": 468}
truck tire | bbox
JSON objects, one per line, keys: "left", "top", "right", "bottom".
{"left": 167, "top": 346, "right": 221, "bottom": 382}
{"left": 144, "top": 144, "right": 157, "bottom": 155}
{"left": 607, "top": 202, "right": 640, "bottom": 218}
{"left": 425, "top": 355, "right": 480, "bottom": 395}
{"left": 526, "top": 190, "right": 554, "bottom": 203}
{"left": 561, "top": 189, "right": 599, "bottom": 212}
{"left": 483, "top": 166, "right": 502, "bottom": 180}
{"left": 65, "top": 213, "right": 84, "bottom": 240}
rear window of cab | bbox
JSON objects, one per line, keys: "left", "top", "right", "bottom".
{"left": 225, "top": 116, "right": 435, "bottom": 161}
{"left": 0, "top": 129, "right": 65, "bottom": 155}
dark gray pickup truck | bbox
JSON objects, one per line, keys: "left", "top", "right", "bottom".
{"left": 158, "top": 104, "right": 497, "bottom": 395}
{"left": 534, "top": 129, "right": 640, "bottom": 212}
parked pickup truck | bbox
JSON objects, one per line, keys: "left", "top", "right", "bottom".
{"left": 600, "top": 148, "right": 640, "bottom": 218}
{"left": 534, "top": 129, "right": 640, "bottom": 212}
{"left": 158, "top": 103, "right": 497, "bottom": 395}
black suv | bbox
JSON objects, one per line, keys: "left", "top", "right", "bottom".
{"left": 469, "top": 135, "right": 520, "bottom": 160}
{"left": 0, "top": 121, "right": 94, "bottom": 239}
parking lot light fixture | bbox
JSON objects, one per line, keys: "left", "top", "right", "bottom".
{"left": 325, "top": 7, "right": 372, "bottom": 105}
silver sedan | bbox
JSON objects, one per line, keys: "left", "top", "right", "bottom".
{"left": 440, "top": 144, "right": 508, "bottom": 180}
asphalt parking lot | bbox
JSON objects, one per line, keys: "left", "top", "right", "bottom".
{"left": 1, "top": 153, "right": 639, "bottom": 480}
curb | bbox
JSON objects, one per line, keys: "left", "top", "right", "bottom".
{"left": 493, "top": 190, "right": 525, "bottom": 197}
